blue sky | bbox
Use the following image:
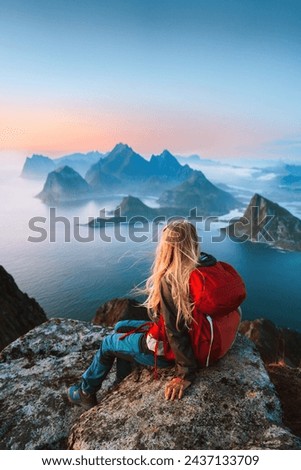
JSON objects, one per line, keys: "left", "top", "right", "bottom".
{"left": 0, "top": 0, "right": 301, "bottom": 163}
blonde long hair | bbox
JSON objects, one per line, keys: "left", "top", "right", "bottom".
{"left": 143, "top": 220, "right": 200, "bottom": 329}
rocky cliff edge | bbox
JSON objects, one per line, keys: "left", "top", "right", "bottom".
{"left": 0, "top": 318, "right": 300, "bottom": 450}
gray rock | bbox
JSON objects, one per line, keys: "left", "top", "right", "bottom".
{"left": 68, "top": 335, "right": 301, "bottom": 450}
{"left": 239, "top": 318, "right": 301, "bottom": 367}
{"left": 1, "top": 319, "right": 300, "bottom": 450}
{"left": 0, "top": 318, "right": 115, "bottom": 450}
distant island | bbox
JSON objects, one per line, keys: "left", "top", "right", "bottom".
{"left": 222, "top": 193, "right": 301, "bottom": 251}
{"left": 34, "top": 143, "right": 241, "bottom": 215}
{"left": 36, "top": 166, "right": 91, "bottom": 204}
{"left": 20, "top": 143, "right": 301, "bottom": 252}
{"left": 21, "top": 154, "right": 56, "bottom": 180}
{"left": 88, "top": 195, "right": 189, "bottom": 227}
{"left": 84, "top": 145, "right": 194, "bottom": 195}
{"left": 21, "top": 151, "right": 104, "bottom": 179}
{"left": 158, "top": 171, "right": 240, "bottom": 215}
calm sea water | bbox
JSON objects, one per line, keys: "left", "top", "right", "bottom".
{"left": 1, "top": 171, "right": 301, "bottom": 332}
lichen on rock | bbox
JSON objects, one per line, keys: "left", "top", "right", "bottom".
{"left": 1, "top": 318, "right": 300, "bottom": 450}
{"left": 0, "top": 318, "right": 114, "bottom": 450}
{"left": 67, "top": 335, "right": 300, "bottom": 450}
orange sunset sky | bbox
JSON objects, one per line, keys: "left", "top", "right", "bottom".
{"left": 1, "top": 0, "right": 300, "bottom": 165}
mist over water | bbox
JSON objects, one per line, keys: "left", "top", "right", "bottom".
{"left": 0, "top": 170, "right": 301, "bottom": 332}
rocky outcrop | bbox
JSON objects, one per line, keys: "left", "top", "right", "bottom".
{"left": 0, "top": 319, "right": 114, "bottom": 450}
{"left": 36, "top": 166, "right": 91, "bottom": 204}
{"left": 92, "top": 298, "right": 149, "bottom": 326}
{"left": 95, "top": 301, "right": 301, "bottom": 442}
{"left": 239, "top": 318, "right": 301, "bottom": 367}
{"left": 224, "top": 193, "right": 301, "bottom": 251}
{"left": 239, "top": 318, "right": 301, "bottom": 439}
{"left": 1, "top": 313, "right": 300, "bottom": 450}
{"left": 0, "top": 266, "right": 47, "bottom": 351}
{"left": 265, "top": 365, "right": 301, "bottom": 438}
{"left": 68, "top": 334, "right": 300, "bottom": 450}
{"left": 1, "top": 278, "right": 300, "bottom": 451}
{"left": 158, "top": 172, "right": 239, "bottom": 216}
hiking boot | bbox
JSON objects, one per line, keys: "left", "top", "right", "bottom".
{"left": 67, "top": 383, "right": 97, "bottom": 410}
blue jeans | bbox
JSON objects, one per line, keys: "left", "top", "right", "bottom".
{"left": 82, "top": 320, "right": 173, "bottom": 394}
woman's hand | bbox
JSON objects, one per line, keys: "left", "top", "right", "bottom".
{"left": 164, "top": 377, "right": 191, "bottom": 400}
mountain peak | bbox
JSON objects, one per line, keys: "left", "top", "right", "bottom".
{"left": 150, "top": 150, "right": 182, "bottom": 172}
{"left": 94, "top": 144, "right": 149, "bottom": 181}
{"left": 151, "top": 149, "right": 177, "bottom": 160}
{"left": 247, "top": 193, "right": 292, "bottom": 218}
{"left": 118, "top": 195, "right": 148, "bottom": 209}
{"left": 160, "top": 149, "right": 175, "bottom": 159}
{"left": 250, "top": 193, "right": 266, "bottom": 203}
{"left": 21, "top": 154, "right": 55, "bottom": 179}
{"left": 106, "top": 143, "right": 142, "bottom": 163}
{"left": 158, "top": 170, "right": 238, "bottom": 215}
{"left": 111, "top": 143, "right": 133, "bottom": 154}
{"left": 29, "top": 154, "right": 51, "bottom": 160}
{"left": 54, "top": 165, "right": 78, "bottom": 175}
{"left": 114, "top": 195, "right": 158, "bottom": 219}
{"left": 37, "top": 166, "right": 91, "bottom": 204}
{"left": 225, "top": 193, "right": 301, "bottom": 251}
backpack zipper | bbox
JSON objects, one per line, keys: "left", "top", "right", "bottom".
{"left": 206, "top": 315, "right": 214, "bottom": 367}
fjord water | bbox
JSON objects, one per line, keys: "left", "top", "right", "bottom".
{"left": 1, "top": 171, "right": 301, "bottom": 332}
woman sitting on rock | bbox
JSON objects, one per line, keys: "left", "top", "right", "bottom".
{"left": 68, "top": 220, "right": 244, "bottom": 408}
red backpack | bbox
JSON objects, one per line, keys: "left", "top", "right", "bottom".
{"left": 147, "top": 261, "right": 246, "bottom": 367}
{"left": 188, "top": 262, "right": 246, "bottom": 366}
